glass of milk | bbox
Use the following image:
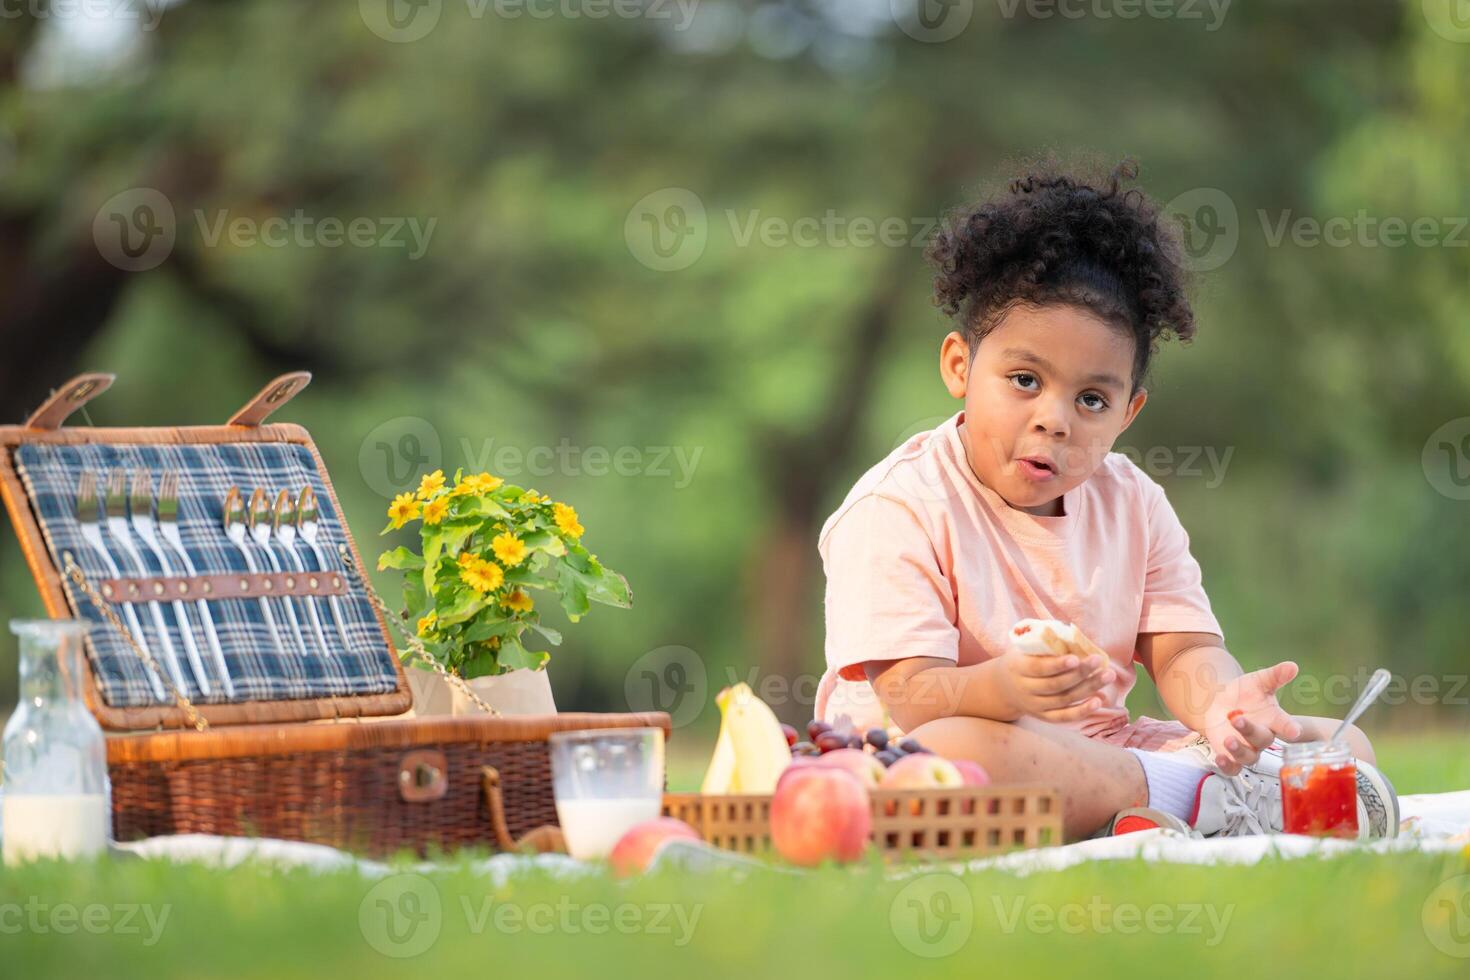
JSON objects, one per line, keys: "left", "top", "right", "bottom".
{"left": 548, "top": 727, "right": 664, "bottom": 860}
{"left": 2, "top": 619, "right": 111, "bottom": 865}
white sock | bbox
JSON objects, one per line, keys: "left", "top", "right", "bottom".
{"left": 1127, "top": 748, "right": 1211, "bottom": 821}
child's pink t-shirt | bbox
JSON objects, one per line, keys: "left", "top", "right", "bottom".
{"left": 814, "top": 411, "right": 1222, "bottom": 739}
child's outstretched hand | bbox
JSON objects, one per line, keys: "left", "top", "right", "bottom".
{"left": 1202, "top": 661, "right": 1304, "bottom": 775}
{"left": 995, "top": 647, "right": 1115, "bottom": 722}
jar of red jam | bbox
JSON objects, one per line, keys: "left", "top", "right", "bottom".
{"left": 1279, "top": 742, "right": 1359, "bottom": 838}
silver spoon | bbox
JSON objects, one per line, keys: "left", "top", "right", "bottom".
{"left": 1329, "top": 668, "right": 1392, "bottom": 748}
{"left": 273, "top": 489, "right": 331, "bottom": 658}
{"left": 248, "top": 488, "right": 309, "bottom": 657}
{"left": 223, "top": 486, "right": 288, "bottom": 655}
{"left": 296, "top": 486, "right": 352, "bottom": 654}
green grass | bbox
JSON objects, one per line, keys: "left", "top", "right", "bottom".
{"left": 1370, "top": 730, "right": 1470, "bottom": 796}
{"left": 2, "top": 848, "right": 1467, "bottom": 978}
{"left": 1, "top": 730, "right": 1465, "bottom": 978}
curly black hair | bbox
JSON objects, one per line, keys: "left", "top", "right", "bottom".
{"left": 925, "top": 159, "right": 1194, "bottom": 392}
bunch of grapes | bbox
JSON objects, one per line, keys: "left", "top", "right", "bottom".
{"left": 781, "top": 720, "right": 931, "bottom": 768}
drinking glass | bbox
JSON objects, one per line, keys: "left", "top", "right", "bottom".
{"left": 548, "top": 727, "right": 664, "bottom": 860}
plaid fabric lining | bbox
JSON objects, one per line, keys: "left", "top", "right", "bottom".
{"left": 15, "top": 442, "right": 400, "bottom": 707}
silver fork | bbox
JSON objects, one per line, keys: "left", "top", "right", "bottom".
{"left": 103, "top": 469, "right": 190, "bottom": 695}
{"left": 295, "top": 485, "right": 353, "bottom": 653}
{"left": 130, "top": 469, "right": 213, "bottom": 696}
{"left": 75, "top": 472, "right": 168, "bottom": 702}
{"left": 224, "top": 486, "right": 288, "bottom": 656}
{"left": 156, "top": 471, "right": 236, "bottom": 698}
{"left": 248, "top": 487, "right": 308, "bottom": 657}
{"left": 273, "top": 489, "right": 331, "bottom": 657}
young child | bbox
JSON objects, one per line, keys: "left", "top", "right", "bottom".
{"left": 813, "top": 162, "right": 1398, "bottom": 841}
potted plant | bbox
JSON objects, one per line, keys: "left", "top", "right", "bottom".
{"left": 377, "top": 468, "right": 631, "bottom": 715}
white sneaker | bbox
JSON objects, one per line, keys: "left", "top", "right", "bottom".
{"left": 1108, "top": 768, "right": 1283, "bottom": 839}
{"left": 1161, "top": 734, "right": 1399, "bottom": 839}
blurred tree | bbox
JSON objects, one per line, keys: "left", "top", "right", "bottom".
{"left": 0, "top": 0, "right": 1462, "bottom": 727}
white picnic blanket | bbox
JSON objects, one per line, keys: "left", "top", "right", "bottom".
{"left": 110, "top": 790, "right": 1470, "bottom": 878}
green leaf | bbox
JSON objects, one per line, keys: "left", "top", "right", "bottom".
{"left": 498, "top": 635, "right": 549, "bottom": 672}
{"left": 460, "top": 645, "right": 499, "bottom": 679}
{"left": 521, "top": 530, "right": 567, "bottom": 557}
{"left": 590, "top": 568, "right": 633, "bottom": 609}
{"left": 456, "top": 496, "right": 510, "bottom": 520}
{"left": 557, "top": 564, "right": 590, "bottom": 622}
{"left": 438, "top": 589, "right": 491, "bottom": 627}
{"left": 527, "top": 621, "right": 562, "bottom": 646}
{"left": 376, "top": 546, "right": 425, "bottom": 572}
{"left": 401, "top": 573, "right": 428, "bottom": 619}
{"left": 461, "top": 618, "right": 518, "bottom": 643}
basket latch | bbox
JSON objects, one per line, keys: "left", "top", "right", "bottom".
{"left": 23, "top": 373, "right": 116, "bottom": 430}
{"left": 397, "top": 749, "right": 448, "bottom": 802}
{"left": 226, "top": 371, "right": 313, "bottom": 427}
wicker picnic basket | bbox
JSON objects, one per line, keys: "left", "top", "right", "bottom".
{"left": 0, "top": 372, "right": 671, "bottom": 857}
{"left": 664, "top": 784, "right": 1061, "bottom": 861}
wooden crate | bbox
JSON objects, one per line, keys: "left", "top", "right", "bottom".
{"left": 663, "top": 783, "right": 1062, "bottom": 861}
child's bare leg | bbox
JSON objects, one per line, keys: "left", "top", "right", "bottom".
{"left": 905, "top": 715, "right": 1149, "bottom": 840}
{"left": 1285, "top": 715, "right": 1375, "bottom": 764}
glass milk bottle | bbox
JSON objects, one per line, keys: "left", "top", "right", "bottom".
{"left": 2, "top": 620, "right": 111, "bottom": 864}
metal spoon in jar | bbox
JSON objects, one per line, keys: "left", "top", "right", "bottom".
{"left": 1328, "top": 668, "right": 1392, "bottom": 748}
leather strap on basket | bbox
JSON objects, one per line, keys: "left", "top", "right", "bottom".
{"left": 226, "top": 372, "right": 312, "bottom": 427}
{"left": 482, "top": 765, "right": 567, "bottom": 854}
{"left": 97, "top": 570, "right": 349, "bottom": 602}
{"left": 24, "top": 373, "right": 116, "bottom": 430}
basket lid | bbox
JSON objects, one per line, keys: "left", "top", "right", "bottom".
{"left": 0, "top": 373, "right": 412, "bottom": 731}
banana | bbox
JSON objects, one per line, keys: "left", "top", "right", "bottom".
{"left": 700, "top": 713, "right": 738, "bottom": 794}
{"left": 716, "top": 682, "right": 791, "bottom": 794}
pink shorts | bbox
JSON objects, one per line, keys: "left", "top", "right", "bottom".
{"left": 1090, "top": 714, "right": 1200, "bottom": 752}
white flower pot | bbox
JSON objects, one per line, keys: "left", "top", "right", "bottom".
{"left": 406, "top": 665, "right": 557, "bottom": 717}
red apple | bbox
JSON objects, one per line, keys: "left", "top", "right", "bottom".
{"left": 608, "top": 817, "right": 701, "bottom": 877}
{"left": 770, "top": 766, "right": 871, "bottom": 866}
{"left": 812, "top": 747, "right": 885, "bottom": 789}
{"left": 881, "top": 752, "right": 964, "bottom": 789}
{"left": 952, "top": 759, "right": 991, "bottom": 787}
{"left": 879, "top": 752, "right": 965, "bottom": 816}
{"left": 950, "top": 759, "right": 991, "bottom": 815}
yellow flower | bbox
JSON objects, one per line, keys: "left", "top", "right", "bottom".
{"left": 492, "top": 531, "right": 528, "bottom": 567}
{"left": 422, "top": 497, "right": 449, "bottom": 525}
{"left": 451, "top": 472, "right": 504, "bottom": 497}
{"left": 520, "top": 489, "right": 547, "bottom": 505}
{"left": 459, "top": 557, "right": 504, "bottom": 594}
{"left": 416, "top": 611, "right": 437, "bottom": 636}
{"left": 471, "top": 472, "right": 504, "bottom": 493}
{"left": 387, "top": 493, "right": 421, "bottom": 529}
{"left": 553, "top": 502, "right": 584, "bottom": 538}
{"left": 503, "top": 589, "right": 534, "bottom": 613}
{"left": 417, "top": 469, "right": 446, "bottom": 500}
{"left": 457, "top": 550, "right": 478, "bottom": 567}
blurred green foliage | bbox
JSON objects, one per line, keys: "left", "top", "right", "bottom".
{"left": 0, "top": 1, "right": 1465, "bottom": 740}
